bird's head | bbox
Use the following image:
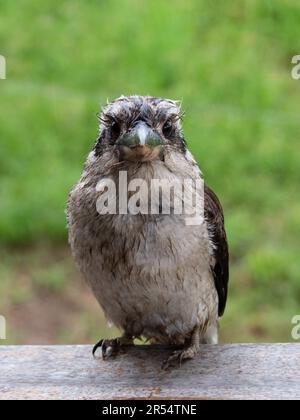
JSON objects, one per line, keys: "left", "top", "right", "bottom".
{"left": 94, "top": 95, "right": 186, "bottom": 162}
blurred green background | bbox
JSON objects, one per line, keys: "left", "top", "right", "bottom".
{"left": 1, "top": 0, "right": 300, "bottom": 344}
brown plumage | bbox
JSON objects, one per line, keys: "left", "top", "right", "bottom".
{"left": 67, "top": 95, "right": 229, "bottom": 368}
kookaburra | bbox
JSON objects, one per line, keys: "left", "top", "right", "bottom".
{"left": 67, "top": 95, "right": 229, "bottom": 368}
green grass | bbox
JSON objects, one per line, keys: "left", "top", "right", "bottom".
{"left": 1, "top": 0, "right": 300, "bottom": 343}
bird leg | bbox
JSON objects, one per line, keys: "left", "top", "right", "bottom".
{"left": 92, "top": 332, "right": 133, "bottom": 359}
{"left": 161, "top": 326, "right": 200, "bottom": 370}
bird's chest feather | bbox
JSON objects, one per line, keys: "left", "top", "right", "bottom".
{"left": 68, "top": 156, "right": 218, "bottom": 340}
{"left": 77, "top": 213, "right": 217, "bottom": 340}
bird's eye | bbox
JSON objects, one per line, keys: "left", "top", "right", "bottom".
{"left": 111, "top": 120, "right": 121, "bottom": 139}
{"left": 162, "top": 120, "right": 174, "bottom": 138}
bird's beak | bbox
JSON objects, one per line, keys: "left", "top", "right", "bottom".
{"left": 118, "top": 121, "right": 162, "bottom": 148}
{"left": 117, "top": 121, "right": 163, "bottom": 161}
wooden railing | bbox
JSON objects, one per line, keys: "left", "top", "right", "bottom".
{"left": 0, "top": 344, "right": 299, "bottom": 400}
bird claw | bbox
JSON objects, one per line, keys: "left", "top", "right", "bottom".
{"left": 161, "top": 350, "right": 184, "bottom": 370}
{"left": 92, "top": 339, "right": 103, "bottom": 357}
{"left": 93, "top": 335, "right": 134, "bottom": 360}
{"left": 161, "top": 346, "right": 199, "bottom": 370}
{"left": 92, "top": 338, "right": 121, "bottom": 359}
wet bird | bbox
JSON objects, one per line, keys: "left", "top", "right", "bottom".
{"left": 67, "top": 95, "right": 229, "bottom": 368}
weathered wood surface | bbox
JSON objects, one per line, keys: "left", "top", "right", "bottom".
{"left": 0, "top": 344, "right": 299, "bottom": 400}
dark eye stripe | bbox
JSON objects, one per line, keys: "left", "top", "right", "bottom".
{"left": 162, "top": 120, "right": 174, "bottom": 138}
{"left": 111, "top": 120, "right": 121, "bottom": 140}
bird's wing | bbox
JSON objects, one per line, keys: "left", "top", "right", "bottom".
{"left": 204, "top": 185, "right": 229, "bottom": 317}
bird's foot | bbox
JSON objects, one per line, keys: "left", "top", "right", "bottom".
{"left": 161, "top": 344, "right": 200, "bottom": 370}
{"left": 92, "top": 335, "right": 133, "bottom": 359}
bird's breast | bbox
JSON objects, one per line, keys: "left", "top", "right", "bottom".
{"left": 78, "top": 213, "right": 218, "bottom": 342}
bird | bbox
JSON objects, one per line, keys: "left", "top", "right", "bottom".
{"left": 67, "top": 95, "right": 229, "bottom": 369}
